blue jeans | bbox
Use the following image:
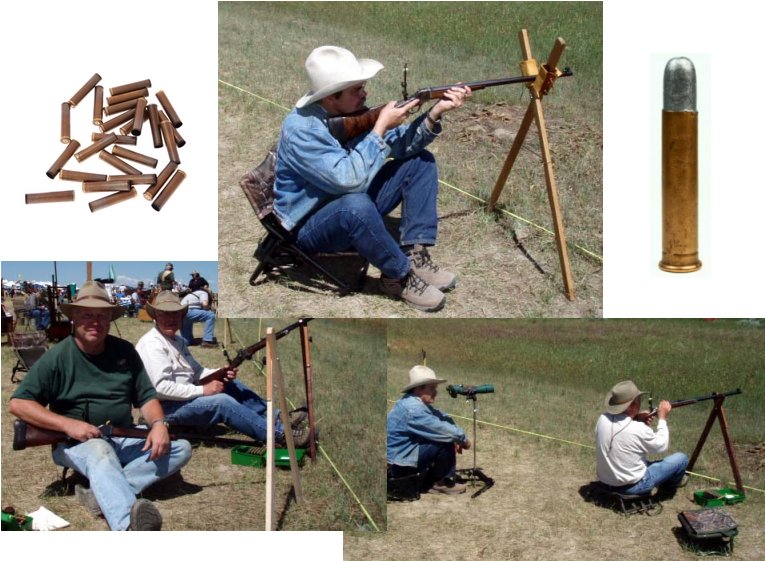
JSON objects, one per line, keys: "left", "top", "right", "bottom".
{"left": 52, "top": 437, "right": 192, "bottom": 530}
{"left": 624, "top": 452, "right": 689, "bottom": 495}
{"left": 29, "top": 308, "right": 50, "bottom": 330}
{"left": 160, "top": 379, "right": 285, "bottom": 441}
{"left": 296, "top": 151, "right": 439, "bottom": 279}
{"left": 417, "top": 441, "right": 457, "bottom": 491}
{"left": 181, "top": 308, "right": 216, "bottom": 344}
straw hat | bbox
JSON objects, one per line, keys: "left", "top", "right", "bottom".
{"left": 402, "top": 365, "right": 447, "bottom": 393}
{"left": 295, "top": 46, "right": 383, "bottom": 108}
{"left": 61, "top": 281, "right": 123, "bottom": 322}
{"left": 145, "top": 290, "right": 188, "bottom": 319}
{"left": 604, "top": 380, "right": 647, "bottom": 415}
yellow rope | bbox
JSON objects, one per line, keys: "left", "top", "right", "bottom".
{"left": 218, "top": 79, "right": 603, "bottom": 263}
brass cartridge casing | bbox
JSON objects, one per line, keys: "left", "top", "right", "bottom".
{"left": 68, "top": 72, "right": 102, "bottom": 107}
{"left": 113, "top": 145, "right": 158, "bottom": 168}
{"left": 92, "top": 133, "right": 137, "bottom": 145}
{"left": 93, "top": 85, "right": 104, "bottom": 126}
{"left": 99, "top": 150, "right": 142, "bottom": 175}
{"left": 148, "top": 104, "right": 162, "bottom": 148}
{"left": 75, "top": 133, "right": 117, "bottom": 162}
{"left": 100, "top": 109, "right": 135, "bottom": 133}
{"left": 88, "top": 187, "right": 137, "bottom": 212}
{"left": 131, "top": 98, "right": 148, "bottom": 136}
{"left": 25, "top": 190, "right": 75, "bottom": 204}
{"left": 106, "top": 88, "right": 149, "bottom": 106}
{"left": 160, "top": 118, "right": 181, "bottom": 164}
{"left": 151, "top": 169, "right": 186, "bottom": 211}
{"left": 82, "top": 180, "right": 132, "bottom": 193}
{"left": 156, "top": 90, "right": 182, "bottom": 127}
{"left": 59, "top": 170, "right": 108, "bottom": 182}
{"left": 104, "top": 98, "right": 140, "bottom": 116}
{"left": 110, "top": 79, "right": 152, "bottom": 96}
{"left": 60, "top": 102, "right": 71, "bottom": 143}
{"left": 159, "top": 109, "right": 185, "bottom": 147}
{"left": 120, "top": 109, "right": 148, "bottom": 136}
{"left": 46, "top": 140, "right": 81, "bottom": 178}
{"left": 108, "top": 173, "right": 157, "bottom": 185}
{"left": 660, "top": 57, "right": 702, "bottom": 273}
{"left": 144, "top": 161, "right": 178, "bottom": 201}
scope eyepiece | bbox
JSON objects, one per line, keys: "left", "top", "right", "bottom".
{"left": 446, "top": 384, "right": 495, "bottom": 398}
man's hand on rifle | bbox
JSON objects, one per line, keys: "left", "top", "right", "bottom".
{"left": 429, "top": 85, "right": 472, "bottom": 121}
{"left": 202, "top": 379, "right": 226, "bottom": 395}
{"left": 143, "top": 421, "right": 170, "bottom": 461}
{"left": 373, "top": 98, "right": 420, "bottom": 136}
{"left": 657, "top": 400, "right": 672, "bottom": 420}
{"left": 64, "top": 418, "right": 102, "bottom": 442}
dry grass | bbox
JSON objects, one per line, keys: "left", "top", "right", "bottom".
{"left": 218, "top": 3, "right": 602, "bottom": 318}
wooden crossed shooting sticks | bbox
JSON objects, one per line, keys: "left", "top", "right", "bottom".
{"left": 487, "top": 29, "right": 575, "bottom": 301}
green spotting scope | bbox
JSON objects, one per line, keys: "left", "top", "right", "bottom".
{"left": 446, "top": 384, "right": 495, "bottom": 398}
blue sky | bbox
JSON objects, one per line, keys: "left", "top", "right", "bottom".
{"left": 1, "top": 261, "right": 218, "bottom": 292}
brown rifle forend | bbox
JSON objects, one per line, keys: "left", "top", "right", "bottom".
{"left": 645, "top": 388, "right": 742, "bottom": 419}
{"left": 197, "top": 318, "right": 314, "bottom": 385}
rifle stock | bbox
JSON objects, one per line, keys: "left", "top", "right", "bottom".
{"left": 197, "top": 318, "right": 313, "bottom": 385}
{"left": 12, "top": 419, "right": 153, "bottom": 450}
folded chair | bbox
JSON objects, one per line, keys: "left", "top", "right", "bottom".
{"left": 239, "top": 144, "right": 369, "bottom": 295}
{"left": 9, "top": 330, "right": 48, "bottom": 383}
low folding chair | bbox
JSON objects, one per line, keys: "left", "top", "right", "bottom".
{"left": 239, "top": 144, "right": 369, "bottom": 295}
{"left": 9, "top": 330, "right": 49, "bottom": 383}
{"left": 589, "top": 481, "right": 662, "bottom": 516}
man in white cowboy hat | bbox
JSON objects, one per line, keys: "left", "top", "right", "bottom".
{"left": 387, "top": 365, "right": 471, "bottom": 495}
{"left": 595, "top": 380, "right": 689, "bottom": 496}
{"left": 9, "top": 281, "right": 192, "bottom": 531}
{"left": 273, "top": 45, "right": 471, "bottom": 312}
{"left": 135, "top": 291, "right": 310, "bottom": 446}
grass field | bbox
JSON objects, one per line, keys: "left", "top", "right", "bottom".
{"left": 218, "top": 2, "right": 603, "bottom": 318}
{"left": 1, "top": 312, "right": 387, "bottom": 531}
{"left": 346, "top": 318, "right": 765, "bottom": 560}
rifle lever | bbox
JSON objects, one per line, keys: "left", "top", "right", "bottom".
{"left": 401, "top": 63, "right": 409, "bottom": 100}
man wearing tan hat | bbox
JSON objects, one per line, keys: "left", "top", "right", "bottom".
{"left": 9, "top": 281, "right": 192, "bottom": 531}
{"left": 274, "top": 45, "right": 471, "bottom": 312}
{"left": 387, "top": 365, "right": 471, "bottom": 495}
{"left": 136, "top": 291, "right": 310, "bottom": 446}
{"left": 595, "top": 380, "right": 689, "bottom": 496}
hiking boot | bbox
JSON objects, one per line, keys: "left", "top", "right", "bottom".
{"left": 276, "top": 426, "right": 318, "bottom": 448}
{"left": 406, "top": 245, "right": 457, "bottom": 292}
{"left": 289, "top": 404, "right": 309, "bottom": 429}
{"left": 428, "top": 479, "right": 467, "bottom": 495}
{"left": 200, "top": 340, "right": 219, "bottom": 349}
{"left": 129, "top": 499, "right": 162, "bottom": 531}
{"left": 75, "top": 484, "right": 102, "bottom": 518}
{"left": 380, "top": 270, "right": 446, "bottom": 313}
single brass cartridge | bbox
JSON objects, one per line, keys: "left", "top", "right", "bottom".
{"left": 74, "top": 132, "right": 117, "bottom": 162}
{"left": 59, "top": 170, "right": 108, "bottom": 182}
{"left": 660, "top": 57, "right": 702, "bottom": 273}
{"left": 46, "top": 140, "right": 80, "bottom": 178}
{"left": 25, "top": 190, "right": 75, "bottom": 204}
{"left": 113, "top": 145, "right": 158, "bottom": 168}
{"left": 151, "top": 169, "right": 186, "bottom": 211}
{"left": 148, "top": 104, "right": 162, "bottom": 148}
{"left": 104, "top": 98, "right": 140, "bottom": 116}
{"left": 93, "top": 85, "right": 104, "bottom": 126}
{"left": 156, "top": 90, "right": 182, "bottom": 127}
{"left": 160, "top": 117, "right": 180, "bottom": 164}
{"left": 107, "top": 173, "right": 157, "bottom": 185}
{"left": 106, "top": 87, "right": 149, "bottom": 106}
{"left": 143, "top": 161, "right": 178, "bottom": 201}
{"left": 99, "top": 150, "right": 142, "bottom": 175}
{"left": 92, "top": 133, "right": 137, "bottom": 145}
{"left": 100, "top": 109, "right": 135, "bottom": 133}
{"left": 68, "top": 73, "right": 101, "bottom": 107}
{"left": 82, "top": 180, "right": 132, "bottom": 193}
{"left": 88, "top": 188, "right": 137, "bottom": 212}
{"left": 60, "top": 102, "right": 71, "bottom": 143}
{"left": 110, "top": 79, "right": 152, "bottom": 96}
{"left": 131, "top": 98, "right": 148, "bottom": 136}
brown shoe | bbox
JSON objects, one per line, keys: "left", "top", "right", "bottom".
{"left": 380, "top": 270, "right": 446, "bottom": 313}
{"left": 428, "top": 479, "right": 467, "bottom": 495}
{"left": 406, "top": 245, "right": 456, "bottom": 291}
{"left": 128, "top": 499, "right": 162, "bottom": 531}
{"left": 200, "top": 341, "right": 219, "bottom": 349}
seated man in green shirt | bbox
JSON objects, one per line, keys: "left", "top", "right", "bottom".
{"left": 9, "top": 281, "right": 192, "bottom": 531}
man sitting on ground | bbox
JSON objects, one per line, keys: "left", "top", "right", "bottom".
{"left": 10, "top": 281, "right": 192, "bottom": 531}
{"left": 135, "top": 291, "right": 311, "bottom": 446}
{"left": 595, "top": 380, "right": 689, "bottom": 497}
{"left": 387, "top": 365, "right": 470, "bottom": 495}
{"left": 180, "top": 286, "right": 217, "bottom": 348}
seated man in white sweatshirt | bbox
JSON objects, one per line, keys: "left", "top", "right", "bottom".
{"left": 595, "top": 380, "right": 688, "bottom": 496}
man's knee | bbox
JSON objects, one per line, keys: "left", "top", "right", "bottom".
{"left": 669, "top": 451, "right": 689, "bottom": 470}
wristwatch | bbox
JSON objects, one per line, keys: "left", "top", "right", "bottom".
{"left": 426, "top": 112, "right": 441, "bottom": 127}
{"left": 152, "top": 419, "right": 170, "bottom": 428}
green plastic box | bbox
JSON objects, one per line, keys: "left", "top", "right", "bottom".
{"left": 1, "top": 511, "right": 33, "bottom": 531}
{"left": 693, "top": 488, "right": 746, "bottom": 507}
{"left": 231, "top": 445, "right": 306, "bottom": 468}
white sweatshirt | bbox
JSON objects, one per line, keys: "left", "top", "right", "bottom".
{"left": 595, "top": 413, "right": 669, "bottom": 486}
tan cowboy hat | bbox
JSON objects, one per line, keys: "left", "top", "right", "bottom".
{"left": 145, "top": 290, "right": 188, "bottom": 319}
{"left": 295, "top": 46, "right": 384, "bottom": 108}
{"left": 61, "top": 281, "right": 123, "bottom": 322}
{"left": 402, "top": 365, "right": 447, "bottom": 393}
{"left": 604, "top": 380, "right": 647, "bottom": 415}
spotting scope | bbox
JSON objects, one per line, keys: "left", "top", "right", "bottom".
{"left": 446, "top": 384, "right": 495, "bottom": 398}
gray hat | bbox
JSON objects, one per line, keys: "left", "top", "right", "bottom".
{"left": 604, "top": 380, "right": 647, "bottom": 415}
{"left": 402, "top": 365, "right": 447, "bottom": 393}
{"left": 145, "top": 290, "right": 188, "bottom": 319}
{"left": 61, "top": 281, "right": 123, "bottom": 322}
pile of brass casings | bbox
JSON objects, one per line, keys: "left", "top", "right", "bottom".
{"left": 28, "top": 73, "right": 187, "bottom": 212}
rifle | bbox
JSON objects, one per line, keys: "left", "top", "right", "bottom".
{"left": 327, "top": 67, "right": 573, "bottom": 143}
{"left": 12, "top": 419, "right": 260, "bottom": 450}
{"left": 643, "top": 388, "right": 742, "bottom": 420}
{"left": 197, "top": 317, "right": 313, "bottom": 386}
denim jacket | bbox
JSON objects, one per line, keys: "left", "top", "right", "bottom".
{"left": 273, "top": 103, "right": 442, "bottom": 231}
{"left": 387, "top": 393, "right": 467, "bottom": 467}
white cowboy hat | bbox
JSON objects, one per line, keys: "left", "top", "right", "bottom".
{"left": 295, "top": 46, "right": 384, "bottom": 108}
{"left": 402, "top": 365, "right": 447, "bottom": 393}
{"left": 604, "top": 380, "right": 647, "bottom": 415}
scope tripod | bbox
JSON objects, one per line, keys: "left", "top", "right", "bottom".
{"left": 455, "top": 393, "right": 495, "bottom": 498}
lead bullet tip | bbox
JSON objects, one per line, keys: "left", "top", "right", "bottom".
{"left": 663, "top": 57, "right": 696, "bottom": 112}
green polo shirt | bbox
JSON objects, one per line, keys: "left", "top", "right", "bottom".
{"left": 12, "top": 335, "right": 156, "bottom": 427}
